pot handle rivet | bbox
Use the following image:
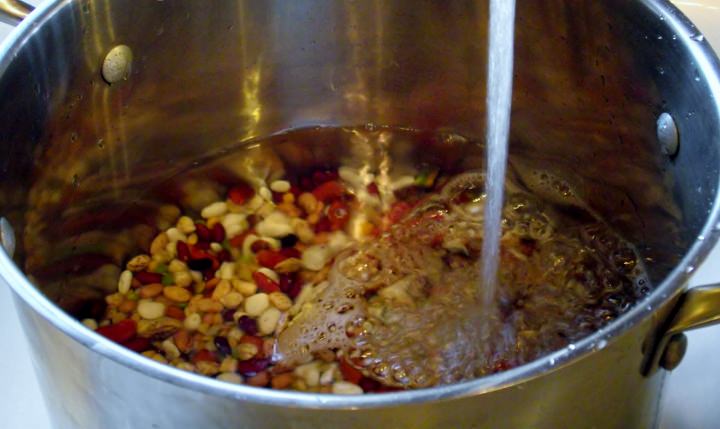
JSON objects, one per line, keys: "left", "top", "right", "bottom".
{"left": 102, "top": 45, "right": 133, "bottom": 85}
{"left": 659, "top": 333, "right": 687, "bottom": 371}
{"left": 0, "top": 217, "right": 15, "bottom": 258}
{"left": 657, "top": 112, "right": 679, "bottom": 157}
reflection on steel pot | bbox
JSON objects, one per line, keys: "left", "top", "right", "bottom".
{"left": 1, "top": 0, "right": 720, "bottom": 428}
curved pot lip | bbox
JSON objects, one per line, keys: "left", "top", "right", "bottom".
{"left": 2, "top": 0, "right": 720, "bottom": 410}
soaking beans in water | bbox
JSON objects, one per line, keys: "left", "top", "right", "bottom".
{"left": 88, "top": 127, "right": 649, "bottom": 393}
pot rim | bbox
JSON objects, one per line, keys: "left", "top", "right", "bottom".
{"left": 2, "top": 0, "right": 720, "bottom": 410}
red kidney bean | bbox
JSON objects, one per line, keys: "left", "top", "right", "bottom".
{"left": 176, "top": 241, "right": 190, "bottom": 262}
{"left": 314, "top": 216, "right": 332, "bottom": 233}
{"left": 237, "top": 316, "right": 258, "bottom": 336}
{"left": 256, "top": 250, "right": 287, "bottom": 269}
{"left": 214, "top": 336, "right": 232, "bottom": 357}
{"left": 195, "top": 223, "right": 211, "bottom": 242}
{"left": 327, "top": 201, "right": 350, "bottom": 229}
{"left": 202, "top": 269, "right": 215, "bottom": 281}
{"left": 299, "top": 176, "right": 314, "bottom": 191}
{"left": 211, "top": 223, "right": 226, "bottom": 243}
{"left": 366, "top": 182, "right": 379, "bottom": 195}
{"left": 221, "top": 309, "right": 236, "bottom": 322}
{"left": 229, "top": 230, "right": 252, "bottom": 248}
{"left": 191, "top": 349, "right": 216, "bottom": 364}
{"left": 387, "top": 201, "right": 412, "bottom": 224}
{"left": 194, "top": 241, "right": 210, "bottom": 251}
{"left": 250, "top": 240, "right": 271, "bottom": 253}
{"left": 236, "top": 357, "right": 270, "bottom": 376}
{"left": 312, "top": 169, "right": 339, "bottom": 186}
{"left": 289, "top": 184, "right": 301, "bottom": 197}
{"left": 287, "top": 282, "right": 303, "bottom": 300}
{"left": 279, "top": 247, "right": 300, "bottom": 259}
{"left": 272, "top": 191, "right": 285, "bottom": 204}
{"left": 228, "top": 183, "right": 255, "bottom": 205}
{"left": 216, "top": 249, "right": 231, "bottom": 263}
{"left": 279, "top": 275, "right": 293, "bottom": 294}
{"left": 122, "top": 337, "right": 151, "bottom": 353}
{"left": 312, "top": 180, "right": 345, "bottom": 202}
{"left": 359, "top": 377, "right": 381, "bottom": 393}
{"left": 339, "top": 359, "right": 363, "bottom": 384}
{"left": 96, "top": 319, "right": 137, "bottom": 343}
{"left": 166, "top": 306, "right": 186, "bottom": 321}
{"left": 134, "top": 271, "right": 163, "bottom": 285}
{"left": 252, "top": 272, "right": 281, "bottom": 293}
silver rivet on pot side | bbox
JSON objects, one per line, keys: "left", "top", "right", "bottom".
{"left": 659, "top": 333, "right": 687, "bottom": 371}
{"left": 0, "top": 217, "right": 15, "bottom": 258}
{"left": 102, "top": 45, "right": 133, "bottom": 85}
{"left": 657, "top": 112, "right": 679, "bottom": 157}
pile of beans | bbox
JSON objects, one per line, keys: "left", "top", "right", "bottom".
{"left": 87, "top": 168, "right": 417, "bottom": 394}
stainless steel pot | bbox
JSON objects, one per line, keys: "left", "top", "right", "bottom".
{"left": 2, "top": 1, "right": 720, "bottom": 428}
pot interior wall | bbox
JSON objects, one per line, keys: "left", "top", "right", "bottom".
{"left": 0, "top": 0, "right": 718, "bottom": 318}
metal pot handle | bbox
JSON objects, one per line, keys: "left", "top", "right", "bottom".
{"left": 642, "top": 284, "right": 720, "bottom": 375}
{"left": 0, "top": 0, "right": 33, "bottom": 26}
